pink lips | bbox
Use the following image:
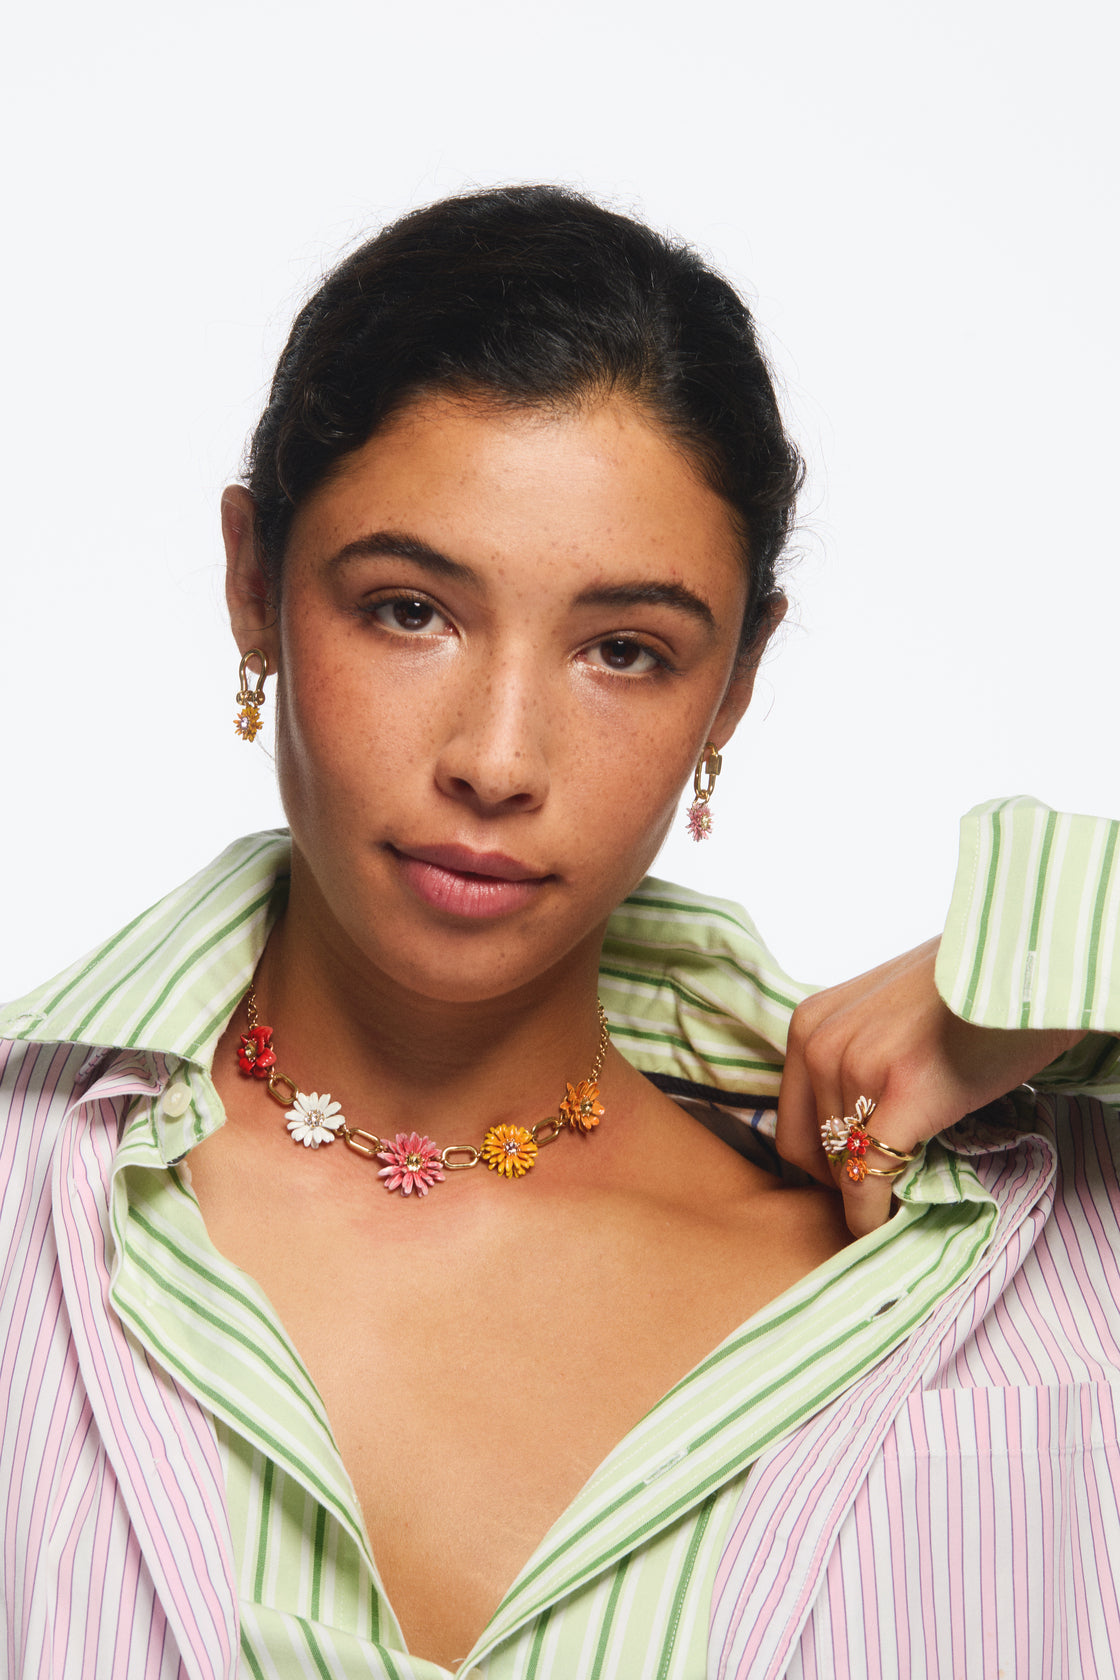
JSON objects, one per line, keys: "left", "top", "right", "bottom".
{"left": 391, "top": 843, "right": 552, "bottom": 918}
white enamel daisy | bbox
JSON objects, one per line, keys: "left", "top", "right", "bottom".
{"left": 285, "top": 1090, "right": 344, "bottom": 1147}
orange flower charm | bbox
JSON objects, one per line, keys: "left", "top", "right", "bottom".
{"left": 559, "top": 1079, "right": 604, "bottom": 1134}
{"left": 481, "top": 1123, "right": 538, "bottom": 1178}
{"left": 235, "top": 706, "right": 262, "bottom": 742}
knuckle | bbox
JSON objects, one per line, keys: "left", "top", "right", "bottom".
{"left": 802, "top": 1029, "right": 840, "bottom": 1081}
{"left": 837, "top": 1037, "right": 885, "bottom": 1097}
{"left": 790, "top": 990, "right": 829, "bottom": 1035}
{"left": 786, "top": 1010, "right": 812, "bottom": 1052}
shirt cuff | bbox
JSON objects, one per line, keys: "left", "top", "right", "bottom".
{"left": 935, "top": 797, "right": 1120, "bottom": 1034}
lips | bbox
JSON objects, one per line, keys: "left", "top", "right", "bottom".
{"left": 392, "top": 842, "right": 551, "bottom": 883}
{"left": 389, "top": 842, "right": 553, "bottom": 918}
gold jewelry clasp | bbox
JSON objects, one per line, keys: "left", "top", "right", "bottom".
{"left": 692, "top": 742, "right": 722, "bottom": 802}
{"left": 237, "top": 649, "right": 269, "bottom": 706}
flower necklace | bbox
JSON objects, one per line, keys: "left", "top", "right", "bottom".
{"left": 236, "top": 987, "right": 611, "bottom": 1198}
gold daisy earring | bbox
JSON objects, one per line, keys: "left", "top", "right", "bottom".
{"left": 234, "top": 649, "right": 269, "bottom": 742}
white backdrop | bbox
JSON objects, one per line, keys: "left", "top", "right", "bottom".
{"left": 2, "top": 0, "right": 1116, "bottom": 1000}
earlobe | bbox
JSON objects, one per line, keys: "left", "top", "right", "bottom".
{"left": 222, "top": 486, "right": 278, "bottom": 664}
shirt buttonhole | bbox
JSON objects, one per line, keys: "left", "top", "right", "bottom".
{"left": 643, "top": 1447, "right": 689, "bottom": 1484}
{"left": 1022, "top": 949, "right": 1036, "bottom": 1003}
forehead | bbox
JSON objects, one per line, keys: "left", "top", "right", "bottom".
{"left": 288, "top": 393, "right": 748, "bottom": 602}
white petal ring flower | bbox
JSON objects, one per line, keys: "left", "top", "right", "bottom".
{"left": 819, "top": 1113, "right": 850, "bottom": 1157}
{"left": 285, "top": 1090, "right": 344, "bottom": 1148}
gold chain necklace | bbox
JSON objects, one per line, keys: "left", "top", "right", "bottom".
{"left": 236, "top": 988, "right": 611, "bottom": 1198}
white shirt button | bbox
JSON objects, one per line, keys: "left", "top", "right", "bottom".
{"left": 161, "top": 1082, "right": 193, "bottom": 1118}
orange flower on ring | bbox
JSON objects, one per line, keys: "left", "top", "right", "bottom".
{"left": 560, "top": 1079, "right": 604, "bottom": 1134}
{"left": 481, "top": 1123, "right": 538, "bottom": 1178}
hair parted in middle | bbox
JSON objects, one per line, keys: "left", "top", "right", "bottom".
{"left": 246, "top": 184, "right": 803, "bottom": 656}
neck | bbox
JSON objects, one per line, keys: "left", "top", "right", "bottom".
{"left": 252, "top": 870, "right": 613, "bottom": 1141}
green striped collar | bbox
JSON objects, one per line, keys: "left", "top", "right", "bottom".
{"left": 0, "top": 832, "right": 291, "bottom": 1071}
{"left": 0, "top": 831, "right": 808, "bottom": 1100}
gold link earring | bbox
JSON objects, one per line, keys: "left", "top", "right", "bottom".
{"left": 685, "top": 741, "right": 722, "bottom": 841}
{"left": 234, "top": 649, "right": 269, "bottom": 742}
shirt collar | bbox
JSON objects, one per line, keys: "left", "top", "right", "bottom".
{"left": 0, "top": 831, "right": 290, "bottom": 1070}
{"left": 0, "top": 830, "right": 801, "bottom": 1104}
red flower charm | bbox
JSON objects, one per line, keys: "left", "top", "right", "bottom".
{"left": 843, "top": 1122, "right": 870, "bottom": 1183}
{"left": 237, "top": 1024, "right": 277, "bottom": 1079}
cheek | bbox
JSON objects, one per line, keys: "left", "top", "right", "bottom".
{"left": 580, "top": 726, "right": 695, "bottom": 893}
{"left": 272, "top": 643, "right": 399, "bottom": 831}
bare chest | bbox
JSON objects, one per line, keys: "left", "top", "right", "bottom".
{"left": 187, "top": 1099, "right": 847, "bottom": 1668}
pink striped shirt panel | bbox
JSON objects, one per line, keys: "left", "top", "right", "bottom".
{"left": 0, "top": 1039, "right": 234, "bottom": 1680}
{"left": 711, "top": 1095, "right": 1120, "bottom": 1678}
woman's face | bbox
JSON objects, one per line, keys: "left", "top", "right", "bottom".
{"left": 229, "top": 392, "right": 764, "bottom": 1004}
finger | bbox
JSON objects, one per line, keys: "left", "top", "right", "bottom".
{"left": 834, "top": 1095, "right": 915, "bottom": 1237}
{"left": 776, "top": 1045, "right": 842, "bottom": 1183}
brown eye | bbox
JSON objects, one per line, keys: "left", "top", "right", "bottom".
{"left": 369, "top": 595, "right": 451, "bottom": 635}
{"left": 391, "top": 598, "right": 434, "bottom": 630}
{"left": 587, "top": 638, "right": 660, "bottom": 674}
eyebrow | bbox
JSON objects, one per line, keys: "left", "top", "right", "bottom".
{"left": 330, "top": 530, "right": 716, "bottom": 628}
{"left": 572, "top": 581, "right": 716, "bottom": 630}
{"left": 329, "top": 531, "right": 482, "bottom": 585}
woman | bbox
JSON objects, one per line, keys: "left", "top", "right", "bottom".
{"left": 1, "top": 186, "right": 1116, "bottom": 1678}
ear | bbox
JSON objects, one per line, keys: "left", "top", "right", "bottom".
{"left": 222, "top": 486, "right": 279, "bottom": 669}
{"left": 708, "top": 593, "right": 787, "bottom": 748}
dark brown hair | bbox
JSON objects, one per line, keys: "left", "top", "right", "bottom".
{"left": 246, "top": 185, "right": 802, "bottom": 653}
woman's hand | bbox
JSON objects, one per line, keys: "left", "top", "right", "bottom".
{"left": 775, "top": 938, "right": 1085, "bottom": 1236}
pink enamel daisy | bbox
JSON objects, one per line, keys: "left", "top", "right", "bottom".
{"left": 377, "top": 1131, "right": 446, "bottom": 1196}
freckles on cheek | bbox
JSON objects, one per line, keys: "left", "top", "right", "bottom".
{"left": 275, "top": 656, "right": 430, "bottom": 845}
{"left": 594, "top": 744, "right": 690, "bottom": 892}
{"left": 631, "top": 793, "right": 680, "bottom": 883}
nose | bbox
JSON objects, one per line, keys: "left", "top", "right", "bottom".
{"left": 433, "top": 665, "right": 551, "bottom": 815}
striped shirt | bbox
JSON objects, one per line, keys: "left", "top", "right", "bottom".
{"left": 2, "top": 796, "right": 1119, "bottom": 1678}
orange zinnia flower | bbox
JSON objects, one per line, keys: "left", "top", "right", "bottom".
{"left": 235, "top": 707, "right": 262, "bottom": 742}
{"left": 560, "top": 1079, "right": 604, "bottom": 1133}
{"left": 480, "top": 1123, "right": 538, "bottom": 1178}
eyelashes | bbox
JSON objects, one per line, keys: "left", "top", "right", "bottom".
{"left": 366, "top": 595, "right": 453, "bottom": 635}
{"left": 581, "top": 637, "right": 667, "bottom": 676}
{"left": 360, "top": 592, "right": 674, "bottom": 677}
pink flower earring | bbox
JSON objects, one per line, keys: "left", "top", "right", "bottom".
{"left": 685, "top": 741, "right": 722, "bottom": 840}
